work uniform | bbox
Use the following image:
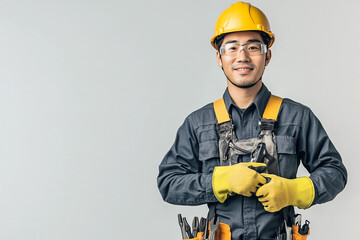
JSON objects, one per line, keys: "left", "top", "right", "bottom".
{"left": 157, "top": 85, "right": 347, "bottom": 240}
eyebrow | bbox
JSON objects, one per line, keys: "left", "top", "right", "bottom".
{"left": 224, "top": 39, "right": 262, "bottom": 45}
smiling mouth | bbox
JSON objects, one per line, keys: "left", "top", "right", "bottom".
{"left": 235, "top": 67, "right": 253, "bottom": 70}
{"left": 234, "top": 67, "right": 253, "bottom": 74}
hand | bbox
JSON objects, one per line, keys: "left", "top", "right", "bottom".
{"left": 212, "top": 162, "right": 267, "bottom": 203}
{"left": 256, "top": 174, "right": 315, "bottom": 212}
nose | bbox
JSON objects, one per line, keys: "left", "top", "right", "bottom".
{"left": 235, "top": 48, "right": 250, "bottom": 62}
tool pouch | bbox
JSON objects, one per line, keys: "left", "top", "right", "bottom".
{"left": 292, "top": 225, "right": 309, "bottom": 240}
{"left": 183, "top": 232, "right": 204, "bottom": 240}
{"left": 214, "top": 222, "right": 231, "bottom": 240}
{"left": 182, "top": 222, "right": 231, "bottom": 240}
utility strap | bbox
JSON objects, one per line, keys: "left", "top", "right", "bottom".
{"left": 208, "top": 203, "right": 216, "bottom": 220}
{"left": 213, "top": 98, "right": 230, "bottom": 124}
{"left": 213, "top": 95, "right": 283, "bottom": 123}
{"left": 262, "top": 95, "right": 283, "bottom": 121}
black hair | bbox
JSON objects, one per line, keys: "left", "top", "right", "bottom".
{"left": 214, "top": 31, "right": 271, "bottom": 51}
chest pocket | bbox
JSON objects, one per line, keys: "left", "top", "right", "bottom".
{"left": 199, "top": 140, "right": 219, "bottom": 173}
{"left": 276, "top": 135, "right": 298, "bottom": 178}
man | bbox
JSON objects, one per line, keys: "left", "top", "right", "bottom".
{"left": 157, "top": 2, "right": 347, "bottom": 240}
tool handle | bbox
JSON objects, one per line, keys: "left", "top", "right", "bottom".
{"left": 299, "top": 220, "right": 310, "bottom": 235}
{"left": 192, "top": 217, "right": 199, "bottom": 237}
{"left": 183, "top": 218, "right": 194, "bottom": 238}
{"left": 250, "top": 142, "right": 266, "bottom": 163}
{"left": 178, "top": 214, "right": 187, "bottom": 239}
{"left": 199, "top": 217, "right": 206, "bottom": 233}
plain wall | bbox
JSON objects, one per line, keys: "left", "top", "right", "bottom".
{"left": 0, "top": 0, "right": 359, "bottom": 239}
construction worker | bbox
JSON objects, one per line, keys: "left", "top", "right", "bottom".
{"left": 157, "top": 2, "right": 347, "bottom": 240}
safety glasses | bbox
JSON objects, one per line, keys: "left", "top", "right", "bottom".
{"left": 219, "top": 42, "right": 267, "bottom": 57}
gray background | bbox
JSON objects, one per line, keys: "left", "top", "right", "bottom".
{"left": 0, "top": 0, "right": 359, "bottom": 239}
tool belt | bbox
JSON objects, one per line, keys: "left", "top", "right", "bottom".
{"left": 178, "top": 205, "right": 231, "bottom": 240}
{"left": 178, "top": 219, "right": 230, "bottom": 240}
{"left": 178, "top": 95, "right": 310, "bottom": 240}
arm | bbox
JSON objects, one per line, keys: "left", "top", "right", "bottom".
{"left": 157, "top": 116, "right": 218, "bottom": 205}
{"left": 299, "top": 108, "right": 347, "bottom": 205}
{"left": 256, "top": 107, "right": 347, "bottom": 212}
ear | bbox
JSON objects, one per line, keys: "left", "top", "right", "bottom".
{"left": 216, "top": 51, "right": 223, "bottom": 67}
{"left": 265, "top": 49, "right": 272, "bottom": 66}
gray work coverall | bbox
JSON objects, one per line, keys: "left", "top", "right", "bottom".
{"left": 157, "top": 85, "right": 347, "bottom": 240}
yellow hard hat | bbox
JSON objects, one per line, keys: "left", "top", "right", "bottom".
{"left": 211, "top": 1, "right": 275, "bottom": 50}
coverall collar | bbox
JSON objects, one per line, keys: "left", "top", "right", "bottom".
{"left": 222, "top": 84, "right": 272, "bottom": 118}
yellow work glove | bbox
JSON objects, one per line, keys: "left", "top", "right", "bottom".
{"left": 256, "top": 174, "right": 315, "bottom": 213}
{"left": 212, "top": 162, "right": 267, "bottom": 203}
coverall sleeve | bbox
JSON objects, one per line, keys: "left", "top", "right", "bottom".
{"left": 299, "top": 108, "right": 347, "bottom": 205}
{"left": 157, "top": 116, "right": 218, "bottom": 205}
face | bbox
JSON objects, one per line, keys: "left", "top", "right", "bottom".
{"left": 216, "top": 31, "right": 271, "bottom": 88}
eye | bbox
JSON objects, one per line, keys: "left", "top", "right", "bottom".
{"left": 225, "top": 44, "right": 239, "bottom": 52}
{"left": 247, "top": 44, "right": 260, "bottom": 51}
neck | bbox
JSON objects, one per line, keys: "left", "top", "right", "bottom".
{"left": 227, "top": 80, "right": 263, "bottom": 109}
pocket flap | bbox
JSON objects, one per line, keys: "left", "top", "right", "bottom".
{"left": 199, "top": 140, "right": 219, "bottom": 161}
{"left": 276, "top": 135, "right": 297, "bottom": 154}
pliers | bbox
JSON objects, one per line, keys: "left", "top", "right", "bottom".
{"left": 178, "top": 214, "right": 193, "bottom": 239}
{"left": 192, "top": 216, "right": 199, "bottom": 237}
{"left": 178, "top": 214, "right": 189, "bottom": 239}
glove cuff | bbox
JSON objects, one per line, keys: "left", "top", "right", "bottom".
{"left": 212, "top": 166, "right": 230, "bottom": 203}
{"left": 289, "top": 176, "right": 315, "bottom": 209}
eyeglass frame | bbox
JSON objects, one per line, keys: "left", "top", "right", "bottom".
{"left": 219, "top": 41, "right": 268, "bottom": 57}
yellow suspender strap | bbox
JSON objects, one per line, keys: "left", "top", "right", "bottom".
{"left": 213, "top": 98, "right": 230, "bottom": 124}
{"left": 262, "top": 95, "right": 283, "bottom": 121}
{"left": 213, "top": 95, "right": 283, "bottom": 123}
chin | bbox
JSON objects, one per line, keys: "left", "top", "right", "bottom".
{"left": 235, "top": 80, "right": 257, "bottom": 87}
{"left": 228, "top": 77, "right": 262, "bottom": 89}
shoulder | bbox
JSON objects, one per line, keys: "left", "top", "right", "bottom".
{"left": 281, "top": 98, "right": 310, "bottom": 112}
{"left": 277, "top": 98, "right": 312, "bottom": 125}
{"left": 185, "top": 102, "right": 217, "bottom": 130}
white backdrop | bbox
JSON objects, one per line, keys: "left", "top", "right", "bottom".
{"left": 0, "top": 0, "right": 359, "bottom": 239}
